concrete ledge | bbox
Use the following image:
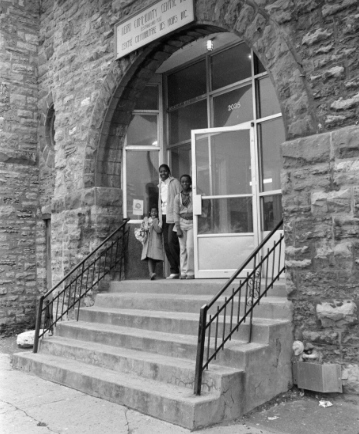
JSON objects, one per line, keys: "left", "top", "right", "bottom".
{"left": 12, "top": 352, "right": 244, "bottom": 429}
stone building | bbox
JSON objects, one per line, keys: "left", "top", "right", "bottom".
{"left": 1, "top": 0, "right": 358, "bottom": 397}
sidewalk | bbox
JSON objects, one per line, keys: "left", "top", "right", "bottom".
{"left": 1, "top": 336, "right": 358, "bottom": 434}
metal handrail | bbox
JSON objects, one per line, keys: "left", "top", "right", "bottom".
{"left": 33, "top": 218, "right": 129, "bottom": 353}
{"left": 194, "top": 219, "right": 285, "bottom": 395}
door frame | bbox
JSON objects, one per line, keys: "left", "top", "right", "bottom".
{"left": 191, "top": 122, "right": 260, "bottom": 278}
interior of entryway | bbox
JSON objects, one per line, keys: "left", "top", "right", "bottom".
{"left": 123, "top": 31, "right": 285, "bottom": 278}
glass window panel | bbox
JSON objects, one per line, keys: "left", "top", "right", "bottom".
{"left": 211, "top": 43, "right": 252, "bottom": 91}
{"left": 257, "top": 76, "right": 281, "bottom": 118}
{"left": 261, "top": 194, "right": 282, "bottom": 231}
{"left": 170, "top": 144, "right": 191, "bottom": 180}
{"left": 198, "top": 236, "right": 255, "bottom": 271}
{"left": 134, "top": 85, "right": 159, "bottom": 110}
{"left": 126, "top": 150, "right": 159, "bottom": 220}
{"left": 258, "top": 118, "right": 285, "bottom": 192}
{"left": 169, "top": 99, "right": 207, "bottom": 144}
{"left": 195, "top": 136, "right": 210, "bottom": 195}
{"left": 195, "top": 130, "right": 251, "bottom": 196}
{"left": 198, "top": 197, "right": 253, "bottom": 234}
{"left": 168, "top": 60, "right": 206, "bottom": 107}
{"left": 213, "top": 85, "right": 253, "bottom": 127}
{"left": 127, "top": 115, "right": 158, "bottom": 147}
{"left": 254, "top": 53, "right": 266, "bottom": 75}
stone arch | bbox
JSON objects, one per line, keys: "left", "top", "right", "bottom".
{"left": 83, "top": 1, "right": 319, "bottom": 192}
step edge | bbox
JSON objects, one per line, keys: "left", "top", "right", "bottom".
{"left": 82, "top": 307, "right": 291, "bottom": 323}
{"left": 12, "top": 352, "right": 221, "bottom": 402}
{"left": 41, "top": 336, "right": 243, "bottom": 375}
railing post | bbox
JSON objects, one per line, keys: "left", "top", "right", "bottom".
{"left": 194, "top": 304, "right": 208, "bottom": 395}
{"left": 121, "top": 226, "right": 129, "bottom": 279}
{"left": 248, "top": 256, "right": 257, "bottom": 343}
{"left": 33, "top": 295, "right": 44, "bottom": 353}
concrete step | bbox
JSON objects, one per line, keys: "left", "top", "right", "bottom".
{"left": 39, "top": 336, "right": 243, "bottom": 393}
{"left": 110, "top": 278, "right": 287, "bottom": 297}
{"left": 95, "top": 293, "right": 292, "bottom": 320}
{"left": 12, "top": 352, "right": 243, "bottom": 430}
{"left": 12, "top": 273, "right": 293, "bottom": 428}
{"left": 79, "top": 307, "right": 288, "bottom": 343}
{"left": 54, "top": 320, "right": 267, "bottom": 366}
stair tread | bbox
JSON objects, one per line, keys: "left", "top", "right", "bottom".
{"left": 98, "top": 292, "right": 289, "bottom": 302}
{"left": 114, "top": 279, "right": 286, "bottom": 288}
{"left": 58, "top": 320, "right": 266, "bottom": 350}
{"left": 15, "top": 352, "right": 219, "bottom": 402}
{"left": 43, "top": 335, "right": 242, "bottom": 375}
{"left": 110, "top": 280, "right": 287, "bottom": 297}
{"left": 82, "top": 306, "right": 290, "bottom": 324}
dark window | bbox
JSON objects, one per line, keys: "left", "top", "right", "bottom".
{"left": 134, "top": 85, "right": 159, "bottom": 110}
{"left": 169, "top": 99, "right": 207, "bottom": 144}
{"left": 168, "top": 60, "right": 206, "bottom": 107}
{"left": 256, "top": 76, "right": 280, "bottom": 118}
{"left": 213, "top": 85, "right": 253, "bottom": 127}
{"left": 45, "top": 105, "right": 56, "bottom": 149}
{"left": 261, "top": 195, "right": 282, "bottom": 231}
{"left": 126, "top": 150, "right": 159, "bottom": 220}
{"left": 170, "top": 144, "right": 191, "bottom": 180}
{"left": 254, "top": 53, "right": 266, "bottom": 75}
{"left": 211, "top": 44, "right": 252, "bottom": 90}
{"left": 127, "top": 115, "right": 158, "bottom": 147}
{"left": 198, "top": 197, "right": 253, "bottom": 234}
{"left": 258, "top": 118, "right": 285, "bottom": 192}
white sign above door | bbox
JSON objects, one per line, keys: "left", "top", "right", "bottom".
{"left": 115, "top": 0, "right": 195, "bottom": 60}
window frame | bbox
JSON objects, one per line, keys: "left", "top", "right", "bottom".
{"left": 164, "top": 40, "right": 284, "bottom": 232}
{"left": 123, "top": 82, "right": 163, "bottom": 224}
{"left": 121, "top": 40, "right": 285, "bottom": 229}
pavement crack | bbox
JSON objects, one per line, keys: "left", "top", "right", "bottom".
{"left": 124, "top": 407, "right": 133, "bottom": 434}
{"left": 0, "top": 399, "right": 60, "bottom": 433}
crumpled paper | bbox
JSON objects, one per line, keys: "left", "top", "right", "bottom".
{"left": 319, "top": 400, "right": 333, "bottom": 408}
{"left": 293, "top": 340, "right": 304, "bottom": 356}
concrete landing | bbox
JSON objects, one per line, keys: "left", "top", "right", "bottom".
{"left": 110, "top": 279, "right": 288, "bottom": 297}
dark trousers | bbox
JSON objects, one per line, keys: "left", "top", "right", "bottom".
{"left": 162, "top": 215, "right": 180, "bottom": 274}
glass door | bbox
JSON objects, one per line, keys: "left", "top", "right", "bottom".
{"left": 191, "top": 123, "right": 258, "bottom": 278}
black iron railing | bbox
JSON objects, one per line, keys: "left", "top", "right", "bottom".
{"left": 194, "top": 219, "right": 285, "bottom": 395}
{"left": 33, "top": 219, "right": 129, "bottom": 353}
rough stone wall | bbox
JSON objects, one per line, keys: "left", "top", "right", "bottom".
{"left": 277, "top": 0, "right": 359, "bottom": 393}
{"left": 0, "top": 0, "right": 40, "bottom": 335}
{"left": 38, "top": 0, "right": 129, "bottom": 286}
{"left": 283, "top": 126, "right": 359, "bottom": 393}
{"left": 263, "top": 0, "right": 359, "bottom": 132}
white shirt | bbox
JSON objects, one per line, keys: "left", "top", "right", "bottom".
{"left": 160, "top": 178, "right": 170, "bottom": 215}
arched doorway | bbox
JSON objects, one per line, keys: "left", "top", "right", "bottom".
{"left": 122, "top": 33, "right": 284, "bottom": 277}
{"left": 83, "top": 10, "right": 316, "bottom": 279}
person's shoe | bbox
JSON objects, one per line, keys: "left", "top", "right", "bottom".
{"left": 150, "top": 273, "right": 156, "bottom": 280}
{"left": 166, "top": 273, "right": 179, "bottom": 279}
{"left": 180, "top": 275, "right": 187, "bottom": 280}
{"left": 186, "top": 275, "right": 194, "bottom": 279}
